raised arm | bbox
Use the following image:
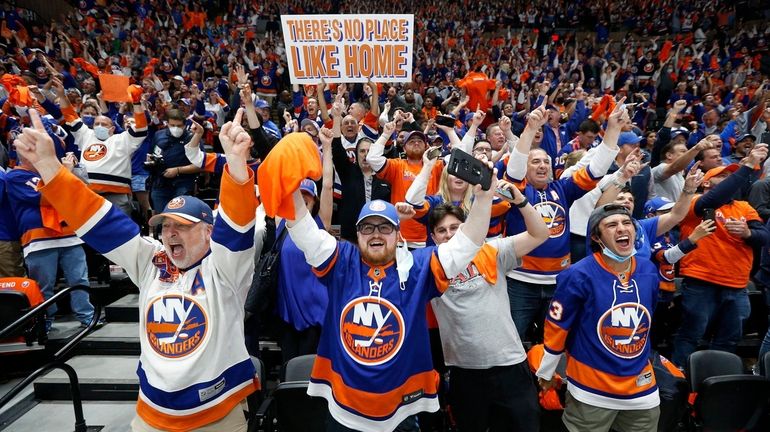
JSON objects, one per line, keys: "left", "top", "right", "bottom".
{"left": 405, "top": 146, "right": 440, "bottom": 206}
{"left": 507, "top": 100, "right": 548, "bottom": 181}
{"left": 501, "top": 182, "right": 548, "bottom": 257}
{"left": 655, "top": 164, "right": 703, "bottom": 236}
{"left": 437, "top": 163, "right": 498, "bottom": 278}
{"left": 318, "top": 127, "right": 334, "bottom": 229}
{"left": 366, "top": 120, "right": 396, "bottom": 172}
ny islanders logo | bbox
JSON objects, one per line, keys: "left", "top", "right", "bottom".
{"left": 83, "top": 143, "right": 108, "bottom": 161}
{"left": 146, "top": 295, "right": 208, "bottom": 358}
{"left": 534, "top": 201, "right": 567, "bottom": 238}
{"left": 340, "top": 296, "right": 404, "bottom": 366}
{"left": 596, "top": 295, "right": 651, "bottom": 359}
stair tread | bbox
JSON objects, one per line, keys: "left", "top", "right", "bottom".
{"left": 84, "top": 323, "right": 139, "bottom": 340}
{"left": 6, "top": 400, "right": 136, "bottom": 432}
{"left": 37, "top": 355, "right": 139, "bottom": 383}
{"left": 105, "top": 294, "right": 139, "bottom": 309}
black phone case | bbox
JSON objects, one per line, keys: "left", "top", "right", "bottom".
{"left": 447, "top": 148, "right": 492, "bottom": 190}
{"left": 435, "top": 115, "right": 456, "bottom": 128}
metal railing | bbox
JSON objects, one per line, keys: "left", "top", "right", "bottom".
{"left": 0, "top": 285, "right": 103, "bottom": 432}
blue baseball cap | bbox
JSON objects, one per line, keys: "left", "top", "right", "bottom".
{"left": 670, "top": 128, "right": 690, "bottom": 140}
{"left": 356, "top": 200, "right": 399, "bottom": 228}
{"left": 736, "top": 133, "right": 756, "bottom": 142}
{"left": 644, "top": 197, "right": 675, "bottom": 216}
{"left": 254, "top": 99, "right": 270, "bottom": 109}
{"left": 618, "top": 131, "right": 643, "bottom": 146}
{"left": 148, "top": 196, "right": 214, "bottom": 226}
{"left": 299, "top": 179, "right": 317, "bottom": 198}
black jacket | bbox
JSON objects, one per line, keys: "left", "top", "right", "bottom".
{"left": 331, "top": 137, "right": 390, "bottom": 242}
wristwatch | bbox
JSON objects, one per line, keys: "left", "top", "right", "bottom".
{"left": 515, "top": 197, "right": 529, "bottom": 208}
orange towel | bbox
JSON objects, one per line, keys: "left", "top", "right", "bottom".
{"left": 257, "top": 132, "right": 322, "bottom": 219}
{"left": 73, "top": 58, "right": 100, "bottom": 78}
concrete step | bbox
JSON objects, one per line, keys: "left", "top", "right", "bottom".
{"left": 74, "top": 323, "right": 140, "bottom": 356}
{"left": 104, "top": 295, "right": 139, "bottom": 323}
{"left": 1, "top": 400, "right": 136, "bottom": 432}
{"left": 34, "top": 355, "right": 139, "bottom": 401}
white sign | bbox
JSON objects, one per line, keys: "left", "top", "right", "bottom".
{"left": 280, "top": 14, "right": 414, "bottom": 84}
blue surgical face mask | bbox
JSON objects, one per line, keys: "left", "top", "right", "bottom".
{"left": 94, "top": 125, "right": 110, "bottom": 141}
{"left": 601, "top": 243, "right": 637, "bottom": 263}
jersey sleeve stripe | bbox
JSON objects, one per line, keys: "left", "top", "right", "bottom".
{"left": 543, "top": 320, "right": 569, "bottom": 354}
{"left": 217, "top": 166, "right": 257, "bottom": 229}
{"left": 38, "top": 167, "right": 111, "bottom": 230}
{"left": 312, "top": 245, "right": 339, "bottom": 277}
{"left": 572, "top": 167, "right": 600, "bottom": 189}
{"left": 429, "top": 251, "right": 449, "bottom": 293}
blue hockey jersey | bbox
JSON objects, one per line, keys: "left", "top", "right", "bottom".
{"left": 537, "top": 253, "right": 661, "bottom": 410}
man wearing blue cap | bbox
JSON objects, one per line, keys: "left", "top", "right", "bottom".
{"left": 253, "top": 98, "right": 281, "bottom": 140}
{"left": 282, "top": 161, "right": 498, "bottom": 432}
{"left": 14, "top": 108, "right": 261, "bottom": 431}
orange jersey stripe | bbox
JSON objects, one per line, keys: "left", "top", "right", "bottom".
{"left": 133, "top": 111, "right": 147, "bottom": 129}
{"left": 312, "top": 248, "right": 339, "bottom": 278}
{"left": 567, "top": 357, "right": 657, "bottom": 397}
{"left": 219, "top": 166, "right": 258, "bottom": 227}
{"left": 136, "top": 383, "right": 256, "bottom": 432}
{"left": 544, "top": 320, "right": 569, "bottom": 353}
{"left": 37, "top": 167, "right": 106, "bottom": 231}
{"left": 429, "top": 253, "right": 449, "bottom": 293}
{"left": 89, "top": 183, "right": 132, "bottom": 195}
{"left": 311, "top": 356, "right": 439, "bottom": 418}
{"left": 571, "top": 167, "right": 599, "bottom": 191}
{"left": 521, "top": 254, "right": 571, "bottom": 273}
{"left": 21, "top": 227, "right": 76, "bottom": 246}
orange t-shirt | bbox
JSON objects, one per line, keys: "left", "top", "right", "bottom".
{"left": 679, "top": 197, "right": 761, "bottom": 288}
{"left": 376, "top": 159, "right": 444, "bottom": 242}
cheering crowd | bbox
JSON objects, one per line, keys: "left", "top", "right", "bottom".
{"left": 3, "top": 0, "right": 770, "bottom": 431}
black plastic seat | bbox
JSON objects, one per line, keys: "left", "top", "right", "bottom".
{"left": 761, "top": 351, "right": 770, "bottom": 378}
{"left": 254, "top": 354, "right": 326, "bottom": 432}
{"left": 693, "top": 375, "right": 770, "bottom": 431}
{"left": 688, "top": 350, "right": 770, "bottom": 431}
{"left": 687, "top": 350, "right": 744, "bottom": 391}
{"left": 0, "top": 290, "right": 44, "bottom": 347}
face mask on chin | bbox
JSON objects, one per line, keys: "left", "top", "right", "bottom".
{"left": 600, "top": 241, "right": 637, "bottom": 263}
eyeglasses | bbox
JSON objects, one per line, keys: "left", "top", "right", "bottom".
{"left": 357, "top": 223, "right": 395, "bottom": 235}
{"left": 473, "top": 146, "right": 492, "bottom": 154}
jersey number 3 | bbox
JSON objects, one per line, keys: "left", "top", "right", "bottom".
{"left": 549, "top": 301, "right": 563, "bottom": 321}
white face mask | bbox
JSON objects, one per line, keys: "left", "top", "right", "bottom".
{"left": 169, "top": 126, "right": 184, "bottom": 138}
{"left": 94, "top": 125, "right": 110, "bottom": 141}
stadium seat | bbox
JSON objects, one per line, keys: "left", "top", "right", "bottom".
{"left": 761, "top": 351, "right": 770, "bottom": 378}
{"left": 254, "top": 354, "right": 326, "bottom": 432}
{"left": 688, "top": 350, "right": 770, "bottom": 431}
{"left": 0, "top": 278, "right": 46, "bottom": 347}
{"left": 246, "top": 356, "right": 266, "bottom": 432}
{"left": 687, "top": 350, "right": 744, "bottom": 390}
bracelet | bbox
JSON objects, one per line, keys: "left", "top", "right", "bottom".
{"left": 515, "top": 197, "right": 529, "bottom": 208}
{"left": 682, "top": 188, "right": 696, "bottom": 194}
{"left": 177, "top": 167, "right": 181, "bottom": 176}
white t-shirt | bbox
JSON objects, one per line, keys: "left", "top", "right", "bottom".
{"left": 431, "top": 237, "right": 525, "bottom": 369}
{"left": 652, "top": 163, "right": 684, "bottom": 201}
